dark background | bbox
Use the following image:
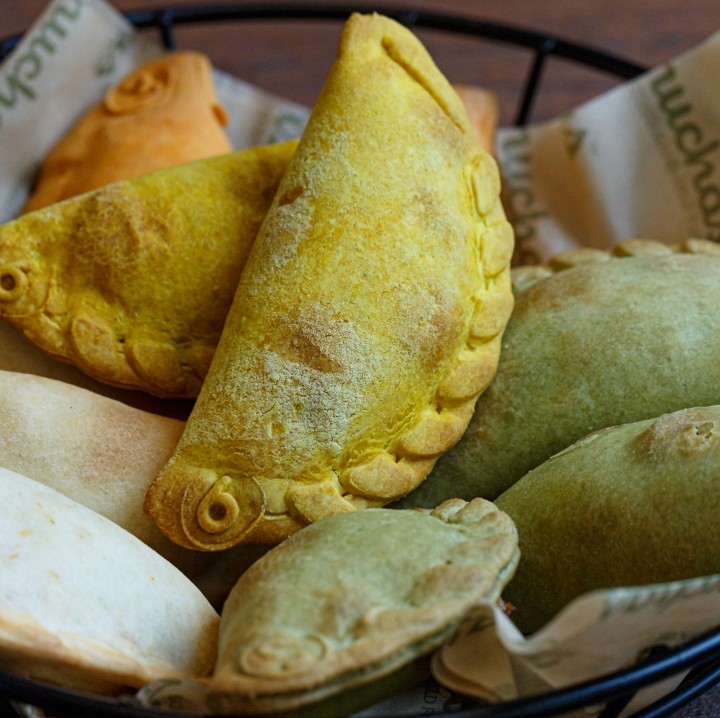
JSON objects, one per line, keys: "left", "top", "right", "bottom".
{"left": 2, "top": 0, "right": 720, "bottom": 126}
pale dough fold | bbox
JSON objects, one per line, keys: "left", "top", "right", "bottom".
{"left": 144, "top": 12, "right": 515, "bottom": 549}
{"left": 0, "top": 467, "right": 219, "bottom": 694}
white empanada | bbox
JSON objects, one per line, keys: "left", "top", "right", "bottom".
{"left": 0, "top": 370, "right": 187, "bottom": 562}
{"left": 0, "top": 369, "right": 267, "bottom": 607}
{"left": 0, "top": 467, "right": 219, "bottom": 694}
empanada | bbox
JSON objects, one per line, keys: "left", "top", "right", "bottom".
{"left": 496, "top": 405, "right": 720, "bottom": 634}
{"left": 0, "top": 369, "right": 268, "bottom": 608}
{"left": 454, "top": 84, "right": 499, "bottom": 154}
{"left": 23, "top": 51, "right": 231, "bottom": 213}
{"left": 144, "top": 12, "right": 514, "bottom": 549}
{"left": 0, "top": 141, "right": 295, "bottom": 397}
{"left": 397, "top": 240, "right": 720, "bottom": 507}
{"left": 0, "top": 467, "right": 219, "bottom": 694}
{"left": 208, "top": 498, "right": 519, "bottom": 715}
{"left": 0, "top": 370, "right": 186, "bottom": 562}
{"left": 0, "top": 319, "right": 191, "bottom": 417}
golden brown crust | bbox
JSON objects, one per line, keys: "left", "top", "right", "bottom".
{"left": 144, "top": 13, "right": 515, "bottom": 549}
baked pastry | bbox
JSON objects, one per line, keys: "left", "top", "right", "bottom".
{"left": 0, "top": 141, "right": 295, "bottom": 397}
{"left": 496, "top": 404, "right": 720, "bottom": 634}
{"left": 0, "top": 318, "right": 192, "bottom": 417}
{"left": 396, "top": 240, "right": 720, "bottom": 506}
{"left": 207, "top": 498, "right": 519, "bottom": 715}
{"left": 0, "top": 369, "right": 269, "bottom": 608}
{"left": 23, "top": 51, "right": 231, "bottom": 213}
{"left": 0, "top": 370, "right": 187, "bottom": 561}
{"left": 0, "top": 467, "right": 219, "bottom": 694}
{"left": 144, "top": 12, "right": 514, "bottom": 549}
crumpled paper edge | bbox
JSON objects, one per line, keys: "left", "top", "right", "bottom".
{"left": 436, "top": 573, "right": 720, "bottom": 717}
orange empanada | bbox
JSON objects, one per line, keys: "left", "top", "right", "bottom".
{"left": 454, "top": 84, "right": 499, "bottom": 154}
{"left": 23, "top": 51, "right": 231, "bottom": 213}
{"left": 144, "top": 13, "right": 515, "bottom": 549}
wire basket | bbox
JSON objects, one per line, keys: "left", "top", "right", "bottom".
{"left": 1, "top": 4, "right": 719, "bottom": 717}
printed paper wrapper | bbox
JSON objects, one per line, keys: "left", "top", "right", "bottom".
{"left": 2, "top": 2, "right": 720, "bottom": 716}
{"left": 434, "top": 574, "right": 720, "bottom": 717}
{"left": 496, "top": 30, "right": 720, "bottom": 264}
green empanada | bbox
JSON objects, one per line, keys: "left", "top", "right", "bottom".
{"left": 397, "top": 240, "right": 720, "bottom": 507}
{"left": 207, "top": 498, "right": 519, "bottom": 715}
{"left": 495, "top": 404, "right": 720, "bottom": 634}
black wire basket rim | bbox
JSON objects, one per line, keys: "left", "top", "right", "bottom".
{"left": 118, "top": 2, "right": 646, "bottom": 74}
{"left": 0, "top": 2, "right": 648, "bottom": 125}
{"left": 0, "top": 5, "right": 714, "bottom": 718}
{"left": 2, "top": 621, "right": 720, "bottom": 718}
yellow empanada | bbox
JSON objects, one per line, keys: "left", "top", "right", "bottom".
{"left": 0, "top": 318, "right": 191, "bottom": 417}
{"left": 144, "top": 12, "right": 514, "bottom": 549}
{"left": 23, "top": 51, "right": 231, "bottom": 213}
{"left": 0, "top": 141, "right": 295, "bottom": 397}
